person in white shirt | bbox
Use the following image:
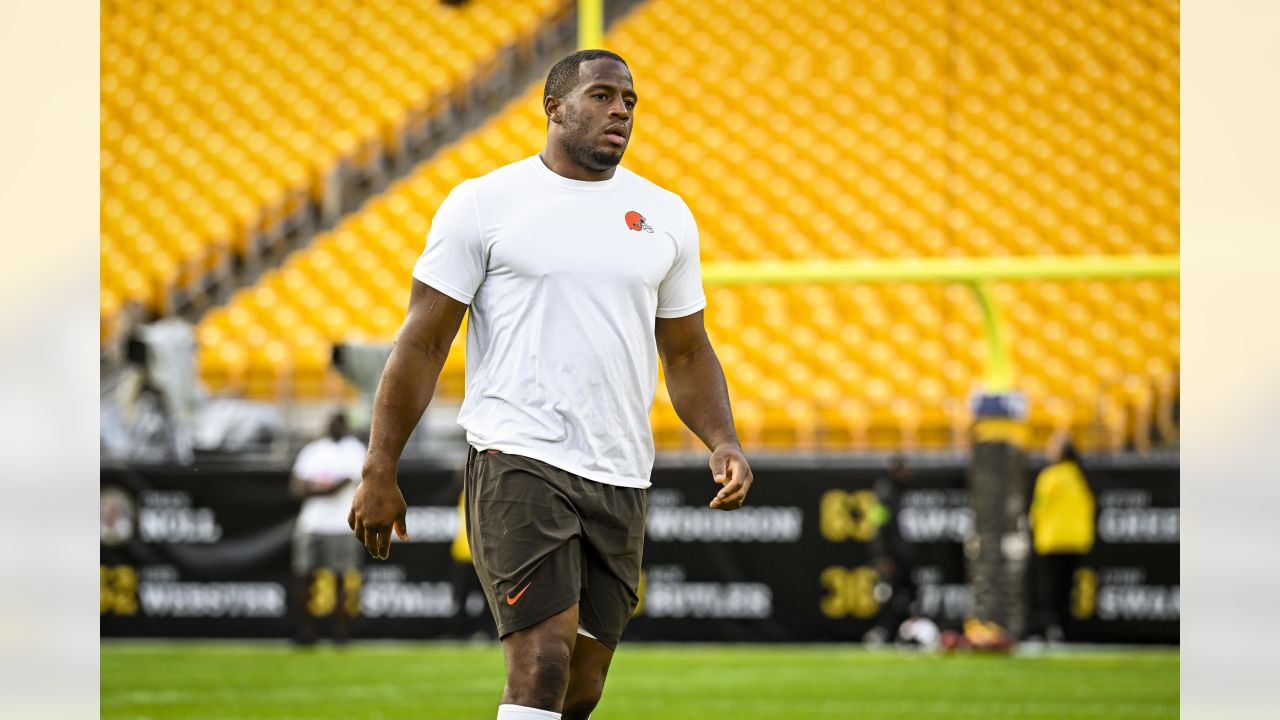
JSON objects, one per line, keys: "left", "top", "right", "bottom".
{"left": 291, "top": 412, "right": 365, "bottom": 644}
{"left": 349, "top": 49, "right": 753, "bottom": 720}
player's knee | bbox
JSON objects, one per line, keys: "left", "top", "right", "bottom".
{"left": 563, "top": 660, "right": 607, "bottom": 720}
{"left": 562, "top": 679, "right": 603, "bottom": 720}
{"left": 506, "top": 636, "right": 573, "bottom": 708}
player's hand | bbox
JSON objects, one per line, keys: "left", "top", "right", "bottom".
{"left": 348, "top": 471, "right": 409, "bottom": 560}
{"left": 708, "top": 443, "right": 753, "bottom": 511}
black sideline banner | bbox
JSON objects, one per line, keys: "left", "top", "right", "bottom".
{"left": 101, "top": 459, "right": 1178, "bottom": 643}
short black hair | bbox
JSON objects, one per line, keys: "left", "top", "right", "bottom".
{"left": 326, "top": 412, "right": 349, "bottom": 440}
{"left": 543, "top": 49, "right": 629, "bottom": 106}
{"left": 1059, "top": 439, "right": 1081, "bottom": 465}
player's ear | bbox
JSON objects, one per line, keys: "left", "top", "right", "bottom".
{"left": 544, "top": 95, "right": 563, "bottom": 124}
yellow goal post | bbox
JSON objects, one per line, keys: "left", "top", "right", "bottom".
{"left": 578, "top": 0, "right": 604, "bottom": 49}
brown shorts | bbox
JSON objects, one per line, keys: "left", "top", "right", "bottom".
{"left": 464, "top": 447, "right": 646, "bottom": 650}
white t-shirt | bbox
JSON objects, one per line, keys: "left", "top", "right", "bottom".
{"left": 293, "top": 436, "right": 366, "bottom": 534}
{"left": 412, "top": 155, "right": 706, "bottom": 488}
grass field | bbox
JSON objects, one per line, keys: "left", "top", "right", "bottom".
{"left": 102, "top": 641, "right": 1178, "bottom": 719}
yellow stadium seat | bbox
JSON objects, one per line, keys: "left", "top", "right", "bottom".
{"left": 103, "top": 0, "right": 567, "bottom": 339}
{"left": 191, "top": 0, "right": 1177, "bottom": 449}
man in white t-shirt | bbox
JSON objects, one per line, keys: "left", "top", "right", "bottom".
{"left": 291, "top": 412, "right": 365, "bottom": 643}
{"left": 349, "top": 49, "right": 753, "bottom": 720}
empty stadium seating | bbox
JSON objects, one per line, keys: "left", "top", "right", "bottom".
{"left": 193, "top": 0, "right": 1180, "bottom": 451}
{"left": 101, "top": 0, "right": 568, "bottom": 340}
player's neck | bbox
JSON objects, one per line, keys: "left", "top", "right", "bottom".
{"left": 538, "top": 147, "right": 617, "bottom": 182}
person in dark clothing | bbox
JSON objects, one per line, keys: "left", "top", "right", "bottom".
{"left": 865, "top": 455, "right": 918, "bottom": 644}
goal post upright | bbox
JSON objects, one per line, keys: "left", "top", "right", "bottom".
{"left": 578, "top": 0, "right": 604, "bottom": 49}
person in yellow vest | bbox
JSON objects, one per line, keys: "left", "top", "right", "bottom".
{"left": 1029, "top": 432, "right": 1095, "bottom": 642}
{"left": 451, "top": 489, "right": 472, "bottom": 565}
{"left": 448, "top": 486, "right": 496, "bottom": 638}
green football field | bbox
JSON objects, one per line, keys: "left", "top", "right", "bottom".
{"left": 102, "top": 641, "right": 1178, "bottom": 719}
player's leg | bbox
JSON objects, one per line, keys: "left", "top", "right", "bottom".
{"left": 562, "top": 631, "right": 615, "bottom": 720}
{"left": 1043, "top": 553, "right": 1071, "bottom": 641}
{"left": 331, "top": 534, "right": 363, "bottom": 644}
{"left": 564, "top": 479, "right": 646, "bottom": 719}
{"left": 499, "top": 603, "right": 580, "bottom": 713}
{"left": 465, "top": 448, "right": 586, "bottom": 717}
{"left": 291, "top": 530, "right": 317, "bottom": 645}
{"left": 1052, "top": 554, "right": 1080, "bottom": 641}
{"left": 565, "top": 563, "right": 632, "bottom": 718}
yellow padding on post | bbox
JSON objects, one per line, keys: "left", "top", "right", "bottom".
{"left": 973, "top": 419, "right": 1028, "bottom": 447}
{"left": 450, "top": 491, "right": 472, "bottom": 565}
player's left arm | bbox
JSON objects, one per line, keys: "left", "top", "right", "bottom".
{"left": 289, "top": 468, "right": 354, "bottom": 499}
{"left": 307, "top": 478, "right": 355, "bottom": 497}
{"left": 656, "top": 310, "right": 753, "bottom": 511}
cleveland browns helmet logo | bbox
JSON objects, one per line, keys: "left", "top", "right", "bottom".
{"left": 625, "top": 210, "right": 653, "bottom": 233}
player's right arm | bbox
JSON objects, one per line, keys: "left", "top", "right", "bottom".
{"left": 349, "top": 279, "right": 468, "bottom": 560}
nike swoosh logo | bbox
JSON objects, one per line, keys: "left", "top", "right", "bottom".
{"left": 505, "top": 582, "right": 532, "bottom": 606}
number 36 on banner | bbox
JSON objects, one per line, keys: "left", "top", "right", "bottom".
{"left": 819, "top": 565, "right": 880, "bottom": 619}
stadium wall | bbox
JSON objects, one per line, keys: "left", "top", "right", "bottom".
{"left": 100, "top": 456, "right": 1177, "bottom": 644}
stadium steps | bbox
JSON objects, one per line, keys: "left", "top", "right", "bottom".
{"left": 196, "top": 0, "right": 1179, "bottom": 452}
{"left": 101, "top": 0, "right": 578, "bottom": 354}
